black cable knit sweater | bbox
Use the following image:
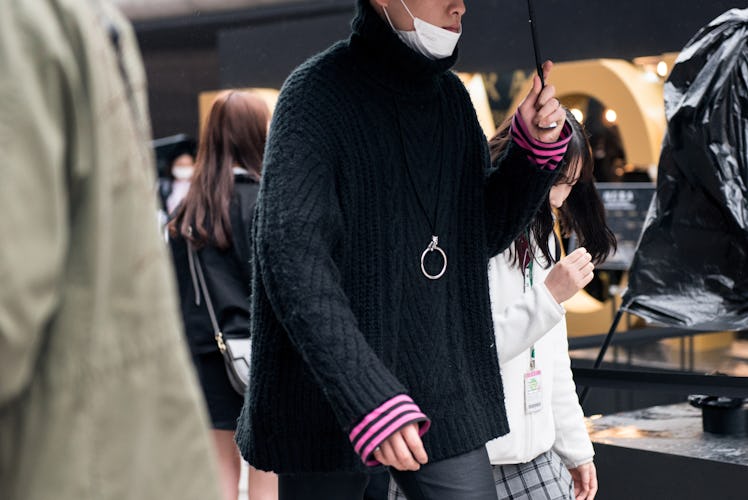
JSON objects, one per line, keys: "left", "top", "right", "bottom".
{"left": 236, "top": 0, "right": 559, "bottom": 473}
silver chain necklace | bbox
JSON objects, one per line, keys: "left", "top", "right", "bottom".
{"left": 396, "top": 101, "right": 448, "bottom": 280}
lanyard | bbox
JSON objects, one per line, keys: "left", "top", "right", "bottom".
{"left": 523, "top": 258, "right": 535, "bottom": 292}
{"left": 522, "top": 230, "right": 536, "bottom": 370}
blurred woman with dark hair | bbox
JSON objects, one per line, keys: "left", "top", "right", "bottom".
{"left": 169, "top": 90, "right": 277, "bottom": 500}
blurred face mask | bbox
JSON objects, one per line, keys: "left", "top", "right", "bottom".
{"left": 172, "top": 165, "right": 194, "bottom": 180}
{"left": 383, "top": 0, "right": 461, "bottom": 60}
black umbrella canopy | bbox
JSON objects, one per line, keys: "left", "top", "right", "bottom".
{"left": 457, "top": 0, "right": 743, "bottom": 74}
{"left": 622, "top": 8, "right": 748, "bottom": 330}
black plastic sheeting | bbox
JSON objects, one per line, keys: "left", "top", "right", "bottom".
{"left": 622, "top": 9, "right": 748, "bottom": 330}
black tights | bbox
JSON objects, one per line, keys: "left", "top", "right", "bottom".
{"left": 278, "top": 447, "right": 498, "bottom": 500}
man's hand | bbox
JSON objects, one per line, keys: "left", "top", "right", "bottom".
{"left": 517, "top": 60, "right": 566, "bottom": 143}
{"left": 569, "top": 462, "right": 598, "bottom": 500}
{"left": 544, "top": 248, "right": 594, "bottom": 304}
{"left": 372, "top": 422, "right": 428, "bottom": 471}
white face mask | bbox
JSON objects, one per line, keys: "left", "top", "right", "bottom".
{"left": 172, "top": 165, "right": 194, "bottom": 180}
{"left": 383, "top": 0, "right": 461, "bottom": 60}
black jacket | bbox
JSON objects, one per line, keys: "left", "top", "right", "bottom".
{"left": 170, "top": 175, "right": 259, "bottom": 354}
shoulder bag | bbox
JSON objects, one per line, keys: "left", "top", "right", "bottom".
{"left": 188, "top": 243, "right": 251, "bottom": 395}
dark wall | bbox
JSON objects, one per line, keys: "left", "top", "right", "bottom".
{"left": 142, "top": 48, "right": 220, "bottom": 139}
{"left": 135, "top": 0, "right": 353, "bottom": 139}
{"left": 218, "top": 11, "right": 352, "bottom": 89}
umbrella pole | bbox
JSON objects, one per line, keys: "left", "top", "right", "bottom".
{"left": 526, "top": 0, "right": 545, "bottom": 87}
{"left": 579, "top": 307, "right": 626, "bottom": 405}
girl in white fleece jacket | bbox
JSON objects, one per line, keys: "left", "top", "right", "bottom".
{"left": 485, "top": 109, "right": 616, "bottom": 500}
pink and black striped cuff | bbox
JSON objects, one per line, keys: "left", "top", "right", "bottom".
{"left": 511, "top": 111, "right": 572, "bottom": 171}
{"left": 349, "top": 394, "right": 431, "bottom": 466}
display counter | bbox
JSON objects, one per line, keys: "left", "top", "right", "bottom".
{"left": 587, "top": 403, "right": 747, "bottom": 499}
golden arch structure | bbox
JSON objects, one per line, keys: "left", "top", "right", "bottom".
{"left": 509, "top": 58, "right": 668, "bottom": 171}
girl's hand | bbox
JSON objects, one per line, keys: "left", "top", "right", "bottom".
{"left": 569, "top": 461, "right": 598, "bottom": 500}
{"left": 544, "top": 247, "right": 594, "bottom": 304}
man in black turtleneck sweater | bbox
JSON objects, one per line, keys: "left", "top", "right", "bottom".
{"left": 236, "top": 1, "right": 571, "bottom": 498}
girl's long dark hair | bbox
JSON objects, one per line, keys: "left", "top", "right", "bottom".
{"left": 169, "top": 90, "right": 269, "bottom": 249}
{"left": 489, "top": 108, "right": 616, "bottom": 268}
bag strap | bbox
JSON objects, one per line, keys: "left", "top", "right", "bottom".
{"left": 188, "top": 242, "right": 227, "bottom": 353}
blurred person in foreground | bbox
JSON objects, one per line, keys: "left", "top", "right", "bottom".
{"left": 0, "top": 1, "right": 221, "bottom": 499}
{"left": 235, "top": 0, "right": 573, "bottom": 498}
{"left": 169, "top": 90, "right": 278, "bottom": 500}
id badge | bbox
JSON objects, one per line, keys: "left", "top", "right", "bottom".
{"left": 524, "top": 369, "right": 542, "bottom": 414}
{"left": 523, "top": 271, "right": 531, "bottom": 292}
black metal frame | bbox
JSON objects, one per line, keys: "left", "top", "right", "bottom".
{"left": 577, "top": 306, "right": 748, "bottom": 404}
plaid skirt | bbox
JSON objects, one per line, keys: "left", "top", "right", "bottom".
{"left": 388, "top": 450, "right": 574, "bottom": 500}
{"left": 492, "top": 451, "right": 574, "bottom": 500}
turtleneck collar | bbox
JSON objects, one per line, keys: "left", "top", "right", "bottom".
{"left": 349, "top": 0, "right": 458, "bottom": 95}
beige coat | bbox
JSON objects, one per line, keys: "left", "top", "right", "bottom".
{"left": 0, "top": 1, "right": 221, "bottom": 498}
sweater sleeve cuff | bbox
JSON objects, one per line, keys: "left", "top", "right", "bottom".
{"left": 564, "top": 457, "right": 595, "bottom": 469}
{"left": 510, "top": 111, "right": 573, "bottom": 171}
{"left": 539, "top": 282, "right": 566, "bottom": 315}
{"left": 349, "top": 394, "right": 430, "bottom": 467}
